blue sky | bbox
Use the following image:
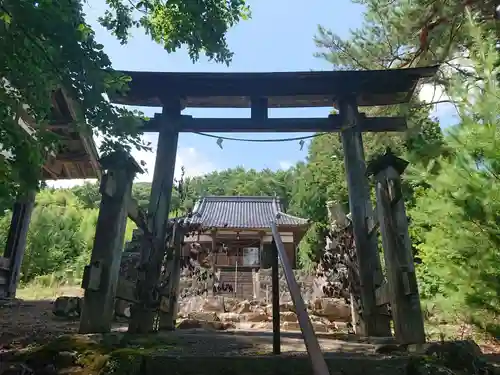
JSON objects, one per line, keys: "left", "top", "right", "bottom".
{"left": 68, "top": 0, "right": 453, "bottom": 184}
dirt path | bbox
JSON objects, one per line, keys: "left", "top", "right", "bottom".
{"left": 0, "top": 297, "right": 386, "bottom": 357}
{"left": 2, "top": 296, "right": 500, "bottom": 362}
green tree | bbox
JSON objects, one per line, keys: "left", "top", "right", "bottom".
{"left": 0, "top": 0, "right": 249, "bottom": 209}
{"left": 409, "top": 15, "right": 500, "bottom": 333}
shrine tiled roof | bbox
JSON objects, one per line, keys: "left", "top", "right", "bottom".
{"left": 187, "top": 196, "right": 310, "bottom": 229}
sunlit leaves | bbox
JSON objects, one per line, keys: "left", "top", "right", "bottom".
{"left": 100, "top": 0, "right": 250, "bottom": 65}
{"left": 0, "top": 0, "right": 248, "bottom": 207}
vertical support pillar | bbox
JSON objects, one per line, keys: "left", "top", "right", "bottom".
{"left": 158, "top": 222, "right": 184, "bottom": 330}
{"left": 211, "top": 230, "right": 217, "bottom": 296}
{"left": 1, "top": 190, "right": 36, "bottom": 298}
{"left": 129, "top": 99, "right": 180, "bottom": 333}
{"left": 367, "top": 150, "right": 425, "bottom": 344}
{"left": 79, "top": 151, "right": 142, "bottom": 334}
{"left": 254, "top": 232, "right": 264, "bottom": 300}
{"left": 271, "top": 239, "right": 280, "bottom": 355}
{"left": 338, "top": 98, "right": 391, "bottom": 337}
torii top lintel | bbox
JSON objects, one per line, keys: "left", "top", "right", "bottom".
{"left": 109, "top": 66, "right": 438, "bottom": 109}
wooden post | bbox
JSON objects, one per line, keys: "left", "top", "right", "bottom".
{"left": 367, "top": 150, "right": 425, "bottom": 344}
{"left": 158, "top": 222, "right": 184, "bottom": 330}
{"left": 254, "top": 232, "right": 264, "bottom": 300}
{"left": 79, "top": 151, "right": 142, "bottom": 334}
{"left": 271, "top": 239, "right": 280, "bottom": 354}
{"left": 129, "top": 100, "right": 180, "bottom": 333}
{"left": 211, "top": 230, "right": 217, "bottom": 296}
{"left": 1, "top": 190, "right": 36, "bottom": 298}
{"left": 338, "top": 98, "right": 391, "bottom": 337}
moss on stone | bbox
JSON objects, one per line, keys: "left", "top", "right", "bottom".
{"left": 7, "top": 333, "right": 180, "bottom": 375}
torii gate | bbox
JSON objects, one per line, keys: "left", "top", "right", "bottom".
{"left": 78, "top": 66, "right": 438, "bottom": 342}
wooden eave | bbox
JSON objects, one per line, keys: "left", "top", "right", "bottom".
{"left": 108, "top": 66, "right": 438, "bottom": 108}
{"left": 33, "top": 88, "right": 101, "bottom": 180}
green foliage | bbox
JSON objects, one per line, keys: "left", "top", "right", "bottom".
{"left": 100, "top": 0, "right": 251, "bottom": 64}
{"left": 0, "top": 167, "right": 303, "bottom": 284}
{"left": 408, "top": 13, "right": 500, "bottom": 333}
{"left": 0, "top": 188, "right": 136, "bottom": 284}
{"left": 0, "top": 0, "right": 249, "bottom": 213}
{"left": 312, "top": 0, "right": 500, "bottom": 335}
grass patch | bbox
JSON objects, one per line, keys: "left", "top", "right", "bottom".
{"left": 16, "top": 277, "right": 82, "bottom": 300}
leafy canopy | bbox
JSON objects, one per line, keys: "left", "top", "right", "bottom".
{"left": 0, "top": 0, "right": 249, "bottom": 206}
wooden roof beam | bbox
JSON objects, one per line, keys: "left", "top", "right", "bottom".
{"left": 139, "top": 114, "right": 407, "bottom": 133}
{"left": 109, "top": 66, "right": 439, "bottom": 108}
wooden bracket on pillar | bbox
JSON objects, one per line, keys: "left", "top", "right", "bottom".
{"left": 337, "top": 97, "right": 391, "bottom": 338}
{"left": 81, "top": 260, "right": 103, "bottom": 291}
{"left": 367, "top": 149, "right": 425, "bottom": 344}
{"left": 79, "top": 151, "right": 142, "bottom": 334}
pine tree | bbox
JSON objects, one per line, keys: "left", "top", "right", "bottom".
{"left": 409, "top": 12, "right": 500, "bottom": 333}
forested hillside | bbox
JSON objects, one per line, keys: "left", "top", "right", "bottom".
{"left": 0, "top": 1, "right": 499, "bottom": 336}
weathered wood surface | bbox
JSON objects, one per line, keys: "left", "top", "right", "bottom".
{"left": 338, "top": 98, "right": 391, "bottom": 338}
{"left": 1, "top": 191, "right": 36, "bottom": 298}
{"left": 110, "top": 66, "right": 438, "bottom": 108}
{"left": 129, "top": 102, "right": 180, "bottom": 333}
{"left": 126, "top": 196, "right": 151, "bottom": 235}
{"left": 158, "top": 222, "right": 184, "bottom": 330}
{"left": 375, "top": 283, "right": 390, "bottom": 307}
{"left": 139, "top": 115, "right": 407, "bottom": 133}
{"left": 374, "top": 164, "right": 425, "bottom": 344}
{"left": 0, "top": 257, "right": 11, "bottom": 270}
{"left": 79, "top": 152, "right": 141, "bottom": 333}
{"left": 116, "top": 278, "right": 137, "bottom": 303}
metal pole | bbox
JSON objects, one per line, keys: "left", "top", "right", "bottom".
{"left": 271, "top": 239, "right": 280, "bottom": 355}
{"left": 271, "top": 221, "right": 330, "bottom": 375}
{"left": 234, "top": 260, "right": 238, "bottom": 298}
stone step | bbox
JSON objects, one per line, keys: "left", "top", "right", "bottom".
{"left": 117, "top": 354, "right": 410, "bottom": 375}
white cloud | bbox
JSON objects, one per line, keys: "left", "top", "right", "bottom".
{"left": 133, "top": 134, "right": 217, "bottom": 182}
{"left": 279, "top": 161, "right": 293, "bottom": 170}
{"left": 417, "top": 55, "right": 476, "bottom": 123}
{"left": 418, "top": 83, "right": 457, "bottom": 121}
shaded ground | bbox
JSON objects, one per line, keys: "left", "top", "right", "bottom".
{"left": 2, "top": 292, "right": 500, "bottom": 375}
{"left": 0, "top": 297, "right": 385, "bottom": 356}
{"left": 2, "top": 296, "right": 500, "bottom": 375}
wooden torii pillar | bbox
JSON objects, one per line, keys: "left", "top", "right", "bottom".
{"left": 337, "top": 98, "right": 391, "bottom": 337}
{"left": 128, "top": 100, "right": 180, "bottom": 333}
